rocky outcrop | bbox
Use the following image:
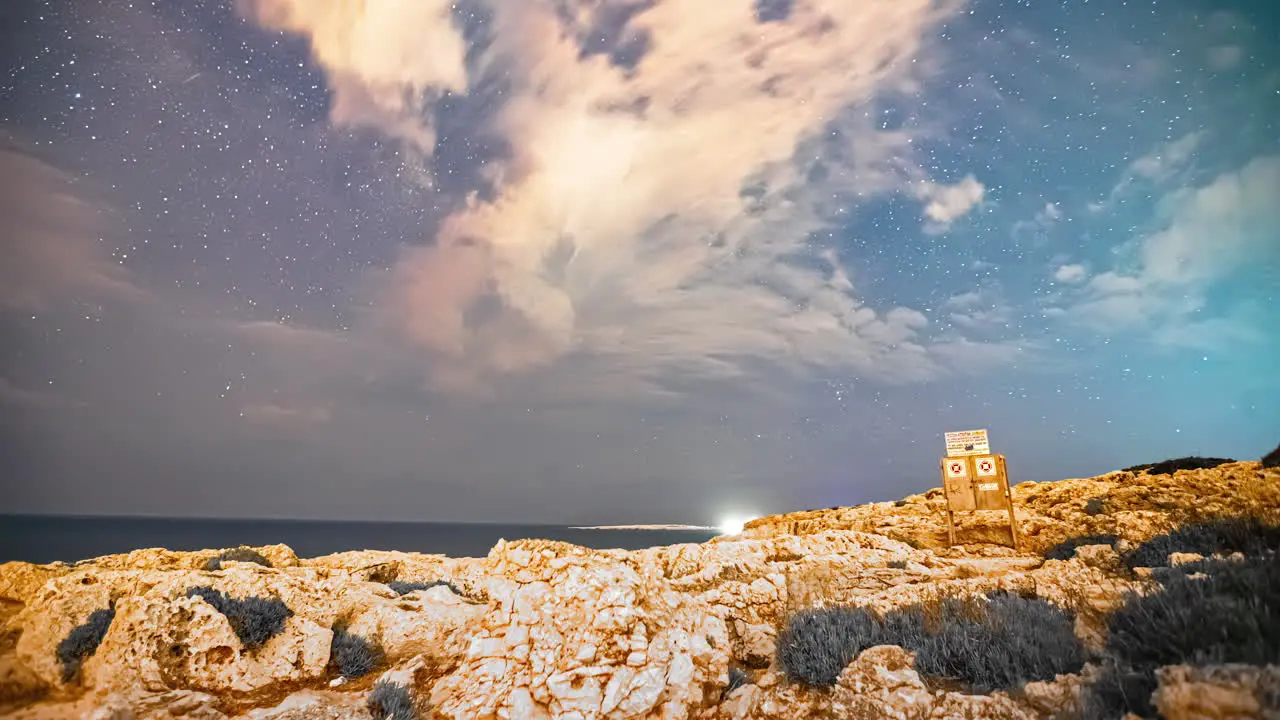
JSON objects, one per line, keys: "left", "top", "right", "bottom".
{"left": 1152, "top": 664, "right": 1280, "bottom": 720}
{"left": 1, "top": 460, "right": 1276, "bottom": 719}
{"left": 427, "top": 539, "right": 730, "bottom": 719}
{"left": 741, "top": 460, "right": 1280, "bottom": 554}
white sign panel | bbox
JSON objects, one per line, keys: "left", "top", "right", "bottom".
{"left": 975, "top": 456, "right": 998, "bottom": 476}
{"left": 945, "top": 459, "right": 968, "bottom": 478}
{"left": 977, "top": 482, "right": 1000, "bottom": 492}
{"left": 945, "top": 429, "right": 990, "bottom": 457}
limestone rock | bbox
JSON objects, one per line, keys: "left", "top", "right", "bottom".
{"left": 427, "top": 538, "right": 731, "bottom": 720}
{"left": 1152, "top": 664, "right": 1280, "bottom": 720}
{"left": 830, "top": 645, "right": 934, "bottom": 720}
{"left": 1, "top": 460, "right": 1277, "bottom": 719}
{"left": 742, "top": 461, "right": 1279, "bottom": 556}
{"left": 14, "top": 565, "right": 381, "bottom": 694}
{"left": 0, "top": 562, "right": 69, "bottom": 606}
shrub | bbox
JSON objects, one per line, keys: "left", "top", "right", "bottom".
{"left": 1264, "top": 442, "right": 1280, "bottom": 469}
{"left": 776, "top": 592, "right": 1084, "bottom": 693}
{"left": 726, "top": 665, "right": 749, "bottom": 694}
{"left": 1083, "top": 497, "right": 1106, "bottom": 516}
{"left": 368, "top": 680, "right": 418, "bottom": 720}
{"left": 1124, "top": 516, "right": 1280, "bottom": 569}
{"left": 185, "top": 586, "right": 293, "bottom": 649}
{"left": 55, "top": 607, "right": 115, "bottom": 683}
{"left": 894, "top": 499, "right": 908, "bottom": 508}
{"left": 1084, "top": 554, "right": 1280, "bottom": 718}
{"left": 777, "top": 604, "right": 883, "bottom": 687}
{"left": 387, "top": 580, "right": 459, "bottom": 596}
{"left": 203, "top": 547, "right": 272, "bottom": 571}
{"left": 330, "top": 623, "right": 384, "bottom": 679}
{"left": 1122, "top": 456, "right": 1235, "bottom": 475}
{"left": 1043, "top": 533, "right": 1119, "bottom": 562}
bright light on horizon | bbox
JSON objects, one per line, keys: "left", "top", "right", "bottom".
{"left": 716, "top": 513, "right": 756, "bottom": 536}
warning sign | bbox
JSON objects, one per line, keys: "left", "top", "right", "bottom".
{"left": 945, "top": 429, "right": 990, "bottom": 457}
{"left": 938, "top": 451, "right": 1020, "bottom": 551}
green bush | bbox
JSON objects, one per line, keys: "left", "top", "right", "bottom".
{"left": 330, "top": 623, "right": 384, "bottom": 679}
{"left": 185, "top": 586, "right": 292, "bottom": 649}
{"left": 55, "top": 607, "right": 115, "bottom": 682}
{"left": 1263, "top": 442, "right": 1280, "bottom": 469}
{"left": 776, "top": 592, "right": 1084, "bottom": 692}
{"left": 203, "top": 547, "right": 272, "bottom": 571}
{"left": 368, "top": 680, "right": 418, "bottom": 720}
{"left": 1122, "top": 456, "right": 1235, "bottom": 475}
{"left": 1084, "top": 554, "right": 1280, "bottom": 718}
{"left": 1043, "top": 533, "right": 1118, "bottom": 562}
{"left": 387, "top": 580, "right": 459, "bottom": 596}
{"left": 1124, "top": 516, "right": 1280, "bottom": 569}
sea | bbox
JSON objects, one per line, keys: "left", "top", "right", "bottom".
{"left": 0, "top": 515, "right": 721, "bottom": 565}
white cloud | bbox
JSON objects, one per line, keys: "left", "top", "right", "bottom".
{"left": 1092, "top": 132, "right": 1206, "bottom": 213}
{"left": 1052, "top": 264, "right": 1088, "bottom": 284}
{"left": 1053, "top": 155, "right": 1280, "bottom": 343}
{"left": 1128, "top": 132, "right": 1204, "bottom": 182}
{"left": 239, "top": 0, "right": 1021, "bottom": 399}
{"left": 914, "top": 174, "right": 986, "bottom": 233}
{"left": 234, "top": 0, "right": 466, "bottom": 155}
{"left": 940, "top": 287, "right": 1015, "bottom": 335}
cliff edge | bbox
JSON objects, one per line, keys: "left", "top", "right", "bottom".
{"left": 2, "top": 459, "right": 1277, "bottom": 719}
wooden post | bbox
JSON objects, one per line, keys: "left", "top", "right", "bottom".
{"left": 940, "top": 457, "right": 975, "bottom": 548}
{"left": 999, "top": 454, "right": 1021, "bottom": 551}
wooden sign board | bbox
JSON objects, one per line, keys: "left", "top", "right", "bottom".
{"left": 945, "top": 429, "right": 990, "bottom": 457}
{"left": 938, "top": 453, "right": 1020, "bottom": 550}
{"left": 972, "top": 456, "right": 1008, "bottom": 511}
{"left": 942, "top": 457, "right": 976, "bottom": 511}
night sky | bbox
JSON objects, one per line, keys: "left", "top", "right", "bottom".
{"left": 1, "top": 0, "right": 1277, "bottom": 526}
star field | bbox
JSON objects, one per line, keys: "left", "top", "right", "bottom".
{"left": 0, "top": 0, "right": 1276, "bottom": 524}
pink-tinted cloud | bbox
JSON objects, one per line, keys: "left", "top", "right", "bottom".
{"left": 0, "top": 140, "right": 140, "bottom": 311}
{"left": 241, "top": 0, "right": 1010, "bottom": 395}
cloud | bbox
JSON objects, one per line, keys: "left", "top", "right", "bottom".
{"left": 0, "top": 377, "right": 71, "bottom": 409}
{"left": 235, "top": 0, "right": 467, "bottom": 154}
{"left": 0, "top": 139, "right": 140, "bottom": 311}
{"left": 1128, "top": 132, "right": 1204, "bottom": 183}
{"left": 240, "top": 0, "right": 1002, "bottom": 397}
{"left": 1052, "top": 264, "right": 1088, "bottom": 285}
{"left": 1054, "top": 154, "right": 1280, "bottom": 343}
{"left": 940, "top": 287, "right": 1016, "bottom": 336}
{"left": 914, "top": 174, "right": 986, "bottom": 232}
{"left": 1091, "top": 132, "right": 1205, "bottom": 212}
{"left": 239, "top": 402, "right": 333, "bottom": 428}
{"left": 1206, "top": 45, "right": 1243, "bottom": 71}
{"left": 1012, "top": 201, "right": 1064, "bottom": 245}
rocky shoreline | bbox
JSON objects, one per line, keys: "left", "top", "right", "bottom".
{"left": 2, "top": 459, "right": 1277, "bottom": 719}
